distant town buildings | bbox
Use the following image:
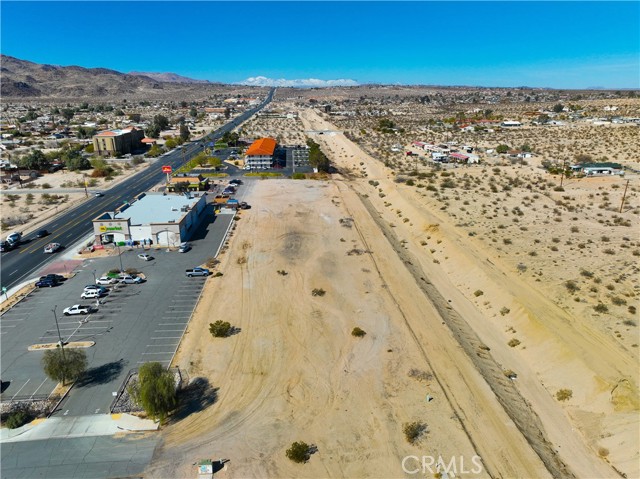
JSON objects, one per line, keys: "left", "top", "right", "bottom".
{"left": 92, "top": 126, "right": 145, "bottom": 157}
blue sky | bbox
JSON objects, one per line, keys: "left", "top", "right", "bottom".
{"left": 1, "top": 1, "right": 638, "bottom": 89}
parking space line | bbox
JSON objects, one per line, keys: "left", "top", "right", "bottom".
{"left": 10, "top": 379, "right": 31, "bottom": 400}
{"left": 158, "top": 323, "right": 188, "bottom": 326}
{"left": 151, "top": 336, "right": 181, "bottom": 339}
{"left": 138, "top": 359, "right": 170, "bottom": 364}
{"left": 141, "top": 352, "right": 175, "bottom": 355}
{"left": 147, "top": 342, "right": 178, "bottom": 346}
{"left": 154, "top": 329, "right": 184, "bottom": 332}
{"left": 30, "top": 378, "right": 49, "bottom": 398}
{"left": 1, "top": 324, "right": 16, "bottom": 328}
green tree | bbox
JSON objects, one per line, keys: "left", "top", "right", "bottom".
{"left": 224, "top": 107, "right": 231, "bottom": 119}
{"left": 146, "top": 144, "right": 163, "bottom": 157}
{"left": 306, "top": 139, "right": 330, "bottom": 173}
{"left": 76, "top": 126, "right": 97, "bottom": 139}
{"left": 146, "top": 123, "right": 160, "bottom": 139}
{"left": 208, "top": 156, "right": 222, "bottom": 169}
{"left": 193, "top": 152, "right": 209, "bottom": 167}
{"left": 496, "top": 144, "right": 509, "bottom": 154}
{"left": 61, "top": 108, "right": 75, "bottom": 122}
{"left": 19, "top": 150, "right": 50, "bottom": 170}
{"left": 128, "top": 362, "right": 177, "bottom": 422}
{"left": 179, "top": 123, "right": 190, "bottom": 142}
{"left": 189, "top": 107, "right": 198, "bottom": 118}
{"left": 42, "top": 348, "right": 88, "bottom": 386}
{"left": 153, "top": 114, "right": 169, "bottom": 131}
{"left": 164, "top": 138, "right": 178, "bottom": 149}
{"left": 64, "top": 154, "right": 91, "bottom": 171}
{"left": 553, "top": 103, "right": 564, "bottom": 113}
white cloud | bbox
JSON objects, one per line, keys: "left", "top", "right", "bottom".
{"left": 239, "top": 76, "right": 358, "bottom": 88}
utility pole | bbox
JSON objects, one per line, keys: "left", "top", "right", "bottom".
{"left": 619, "top": 179, "right": 630, "bottom": 213}
{"left": 52, "top": 305, "right": 66, "bottom": 357}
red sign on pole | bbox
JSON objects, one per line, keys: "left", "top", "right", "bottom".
{"left": 162, "top": 165, "right": 172, "bottom": 173}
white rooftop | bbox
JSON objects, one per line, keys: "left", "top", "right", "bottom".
{"left": 116, "top": 193, "right": 200, "bottom": 225}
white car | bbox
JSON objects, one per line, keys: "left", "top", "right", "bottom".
{"left": 44, "top": 243, "right": 61, "bottom": 254}
{"left": 96, "top": 276, "right": 118, "bottom": 285}
{"left": 81, "top": 290, "right": 103, "bottom": 299}
{"left": 120, "top": 276, "right": 143, "bottom": 284}
{"left": 137, "top": 253, "right": 153, "bottom": 261}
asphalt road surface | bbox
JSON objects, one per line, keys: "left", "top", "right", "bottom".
{"left": 0, "top": 87, "right": 274, "bottom": 292}
{"left": 0, "top": 207, "right": 235, "bottom": 414}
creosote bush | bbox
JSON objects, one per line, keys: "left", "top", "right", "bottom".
{"left": 311, "top": 288, "right": 326, "bottom": 297}
{"left": 209, "top": 320, "right": 232, "bottom": 338}
{"left": 351, "top": 327, "right": 366, "bottom": 337}
{"left": 286, "top": 441, "right": 311, "bottom": 463}
{"left": 556, "top": 389, "right": 573, "bottom": 401}
{"left": 403, "top": 421, "right": 427, "bottom": 444}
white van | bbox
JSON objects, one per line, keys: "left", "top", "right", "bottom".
{"left": 81, "top": 290, "right": 101, "bottom": 299}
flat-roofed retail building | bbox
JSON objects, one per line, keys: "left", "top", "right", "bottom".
{"left": 92, "top": 192, "right": 207, "bottom": 247}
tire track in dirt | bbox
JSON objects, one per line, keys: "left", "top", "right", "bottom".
{"left": 349, "top": 186, "right": 576, "bottom": 479}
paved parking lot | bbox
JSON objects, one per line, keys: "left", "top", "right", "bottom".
{"left": 0, "top": 204, "right": 237, "bottom": 416}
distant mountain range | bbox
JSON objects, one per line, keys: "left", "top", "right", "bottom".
{"left": 0, "top": 55, "right": 230, "bottom": 99}
{"left": 129, "top": 71, "right": 212, "bottom": 84}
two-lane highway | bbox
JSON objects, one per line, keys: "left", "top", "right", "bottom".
{"left": 0, "top": 88, "right": 274, "bottom": 290}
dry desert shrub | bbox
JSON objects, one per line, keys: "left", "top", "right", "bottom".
{"left": 403, "top": 421, "right": 427, "bottom": 444}
{"left": 556, "top": 389, "right": 573, "bottom": 401}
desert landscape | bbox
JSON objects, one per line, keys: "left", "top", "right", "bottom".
{"left": 145, "top": 98, "right": 638, "bottom": 478}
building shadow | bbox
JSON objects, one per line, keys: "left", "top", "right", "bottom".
{"left": 188, "top": 204, "right": 218, "bottom": 241}
{"left": 169, "top": 377, "right": 218, "bottom": 423}
{"left": 76, "top": 359, "right": 126, "bottom": 388}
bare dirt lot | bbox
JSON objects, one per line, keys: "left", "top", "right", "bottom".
{"left": 147, "top": 108, "right": 637, "bottom": 478}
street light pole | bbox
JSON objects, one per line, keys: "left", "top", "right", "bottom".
{"left": 92, "top": 269, "right": 97, "bottom": 284}
{"left": 52, "top": 305, "right": 66, "bottom": 358}
{"left": 116, "top": 243, "right": 124, "bottom": 273}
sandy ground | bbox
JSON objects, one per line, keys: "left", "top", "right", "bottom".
{"left": 148, "top": 179, "right": 550, "bottom": 479}
{"left": 144, "top": 109, "right": 638, "bottom": 479}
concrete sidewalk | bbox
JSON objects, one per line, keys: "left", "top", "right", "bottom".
{"left": 0, "top": 413, "right": 158, "bottom": 443}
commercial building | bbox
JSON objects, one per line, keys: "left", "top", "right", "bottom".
{"left": 245, "top": 137, "right": 277, "bottom": 169}
{"left": 92, "top": 126, "right": 145, "bottom": 157}
{"left": 167, "top": 174, "right": 209, "bottom": 192}
{"left": 92, "top": 192, "right": 207, "bottom": 247}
